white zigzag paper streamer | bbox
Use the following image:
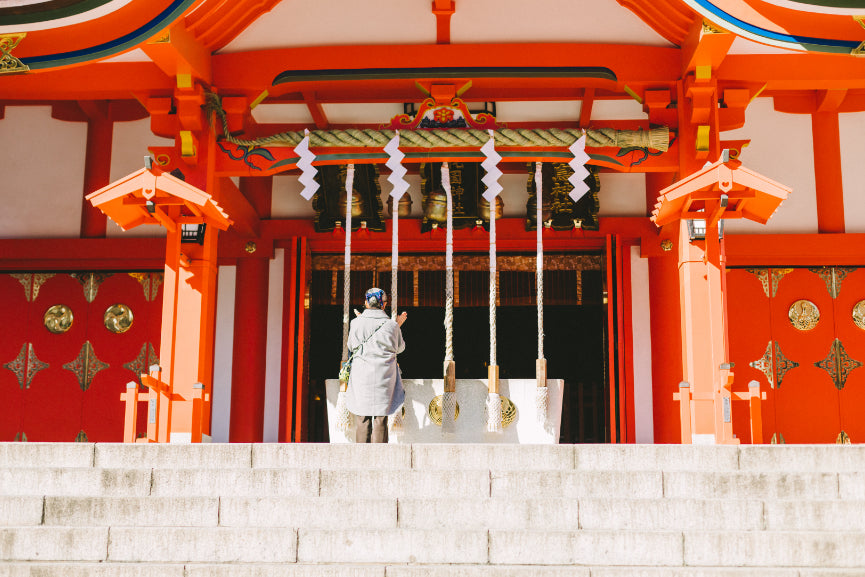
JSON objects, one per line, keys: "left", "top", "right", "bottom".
{"left": 481, "top": 130, "right": 502, "bottom": 201}
{"left": 295, "top": 130, "right": 319, "bottom": 201}
{"left": 385, "top": 132, "right": 409, "bottom": 199}
{"left": 568, "top": 133, "right": 591, "bottom": 202}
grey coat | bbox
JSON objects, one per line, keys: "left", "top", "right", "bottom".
{"left": 344, "top": 308, "right": 405, "bottom": 416}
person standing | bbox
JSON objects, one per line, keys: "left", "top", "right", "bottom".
{"left": 345, "top": 287, "right": 407, "bottom": 443}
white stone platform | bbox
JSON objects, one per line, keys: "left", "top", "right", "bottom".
{"left": 325, "top": 378, "right": 564, "bottom": 443}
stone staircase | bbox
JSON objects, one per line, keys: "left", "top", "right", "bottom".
{"left": 1, "top": 442, "right": 864, "bottom": 576}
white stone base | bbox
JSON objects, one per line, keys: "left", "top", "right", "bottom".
{"left": 325, "top": 379, "right": 563, "bottom": 444}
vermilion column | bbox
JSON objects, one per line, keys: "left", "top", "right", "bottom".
{"left": 80, "top": 117, "right": 112, "bottom": 238}
{"left": 811, "top": 111, "right": 845, "bottom": 234}
{"left": 229, "top": 256, "right": 270, "bottom": 442}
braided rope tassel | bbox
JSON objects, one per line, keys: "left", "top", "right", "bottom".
{"left": 535, "top": 162, "right": 548, "bottom": 426}
{"left": 441, "top": 162, "right": 457, "bottom": 434}
{"left": 336, "top": 164, "right": 356, "bottom": 437}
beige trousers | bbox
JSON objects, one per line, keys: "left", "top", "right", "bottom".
{"left": 355, "top": 415, "right": 388, "bottom": 443}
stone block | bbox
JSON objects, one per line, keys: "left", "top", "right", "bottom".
{"left": 411, "top": 444, "right": 574, "bottom": 470}
{"left": 739, "top": 446, "right": 865, "bottom": 472}
{"left": 489, "top": 530, "right": 683, "bottom": 565}
{"left": 219, "top": 497, "right": 396, "bottom": 529}
{"left": 764, "top": 500, "right": 865, "bottom": 531}
{"left": 184, "top": 566, "right": 384, "bottom": 577}
{"left": 319, "top": 469, "right": 489, "bottom": 499}
{"left": 253, "top": 444, "right": 410, "bottom": 469}
{"left": 297, "top": 529, "right": 487, "bottom": 564}
{"left": 664, "top": 471, "right": 838, "bottom": 500}
{"left": 490, "top": 470, "right": 662, "bottom": 499}
{"left": 0, "top": 527, "right": 108, "bottom": 561}
{"left": 386, "top": 567, "right": 590, "bottom": 577}
{"left": 0, "top": 496, "right": 43, "bottom": 526}
{"left": 108, "top": 527, "right": 297, "bottom": 563}
{"left": 397, "top": 498, "right": 579, "bottom": 531}
{"left": 0, "top": 468, "right": 151, "bottom": 497}
{"left": 0, "top": 563, "right": 185, "bottom": 577}
{"left": 150, "top": 468, "right": 319, "bottom": 497}
{"left": 44, "top": 496, "right": 218, "bottom": 527}
{"left": 0, "top": 443, "right": 93, "bottom": 468}
{"left": 839, "top": 473, "right": 865, "bottom": 499}
{"left": 591, "top": 569, "right": 799, "bottom": 577}
{"left": 684, "top": 531, "right": 865, "bottom": 567}
{"left": 575, "top": 445, "right": 738, "bottom": 472}
{"left": 95, "top": 443, "right": 252, "bottom": 469}
{"left": 579, "top": 498, "right": 763, "bottom": 531}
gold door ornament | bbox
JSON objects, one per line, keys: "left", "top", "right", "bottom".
{"left": 44, "top": 305, "right": 73, "bottom": 334}
{"left": 429, "top": 395, "right": 460, "bottom": 425}
{"left": 746, "top": 268, "right": 792, "bottom": 298}
{"left": 128, "top": 272, "right": 163, "bottom": 302}
{"left": 853, "top": 300, "right": 865, "bottom": 330}
{"left": 62, "top": 341, "right": 109, "bottom": 391}
{"left": 71, "top": 272, "right": 113, "bottom": 303}
{"left": 815, "top": 338, "right": 862, "bottom": 390}
{"left": 750, "top": 341, "right": 799, "bottom": 389}
{"left": 809, "top": 267, "right": 855, "bottom": 299}
{"left": 3, "top": 343, "right": 49, "bottom": 389}
{"left": 788, "top": 299, "right": 820, "bottom": 331}
{"left": 0, "top": 34, "right": 29, "bottom": 75}
{"left": 104, "top": 304, "right": 133, "bottom": 334}
{"left": 10, "top": 273, "right": 55, "bottom": 302}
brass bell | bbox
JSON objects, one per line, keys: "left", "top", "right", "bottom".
{"left": 526, "top": 194, "right": 552, "bottom": 223}
{"left": 423, "top": 188, "right": 448, "bottom": 223}
{"left": 479, "top": 195, "right": 504, "bottom": 221}
{"left": 388, "top": 194, "right": 413, "bottom": 218}
{"left": 338, "top": 189, "right": 364, "bottom": 219}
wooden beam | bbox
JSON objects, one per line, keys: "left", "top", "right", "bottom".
{"left": 579, "top": 88, "right": 595, "bottom": 128}
{"left": 141, "top": 23, "right": 212, "bottom": 84}
{"left": 432, "top": 0, "right": 456, "bottom": 45}
{"left": 302, "top": 91, "right": 329, "bottom": 129}
{"left": 681, "top": 19, "right": 735, "bottom": 75}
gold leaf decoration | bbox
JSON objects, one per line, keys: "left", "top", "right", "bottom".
{"left": 837, "top": 431, "right": 852, "bottom": 444}
{"left": 104, "top": 304, "right": 133, "bottom": 334}
{"left": 788, "top": 299, "right": 820, "bottom": 331}
{"left": 62, "top": 341, "right": 109, "bottom": 391}
{"left": 44, "top": 305, "right": 73, "bottom": 334}
{"left": 815, "top": 338, "right": 862, "bottom": 390}
{"left": 75, "top": 430, "right": 89, "bottom": 443}
{"left": 123, "top": 343, "right": 159, "bottom": 389}
{"left": 10, "top": 273, "right": 56, "bottom": 302}
{"left": 13, "top": 432, "right": 27, "bottom": 442}
{"left": 70, "top": 273, "right": 113, "bottom": 303}
{"left": 0, "top": 34, "right": 30, "bottom": 75}
{"left": 852, "top": 301, "right": 865, "bottom": 331}
{"left": 3, "top": 343, "right": 49, "bottom": 389}
{"left": 750, "top": 342, "right": 774, "bottom": 388}
{"left": 128, "top": 272, "right": 163, "bottom": 302}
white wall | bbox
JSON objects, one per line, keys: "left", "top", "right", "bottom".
{"left": 630, "top": 245, "right": 653, "bottom": 443}
{"left": 840, "top": 111, "right": 865, "bottom": 233}
{"left": 263, "top": 249, "right": 285, "bottom": 442}
{"left": 211, "top": 265, "right": 236, "bottom": 443}
{"left": 598, "top": 173, "right": 646, "bottom": 216}
{"left": 723, "top": 97, "right": 817, "bottom": 234}
{"left": 1, "top": 106, "right": 86, "bottom": 238}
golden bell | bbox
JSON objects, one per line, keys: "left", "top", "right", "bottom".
{"left": 423, "top": 188, "right": 448, "bottom": 223}
{"left": 388, "top": 194, "right": 413, "bottom": 218}
{"left": 526, "top": 195, "right": 552, "bottom": 222}
{"left": 338, "top": 189, "right": 364, "bottom": 219}
{"left": 479, "top": 195, "right": 504, "bottom": 221}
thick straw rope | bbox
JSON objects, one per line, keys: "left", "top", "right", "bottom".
{"left": 389, "top": 182, "right": 404, "bottom": 433}
{"left": 335, "top": 165, "right": 356, "bottom": 436}
{"left": 486, "top": 134, "right": 502, "bottom": 434}
{"left": 441, "top": 162, "right": 457, "bottom": 434}
{"left": 535, "top": 162, "right": 548, "bottom": 425}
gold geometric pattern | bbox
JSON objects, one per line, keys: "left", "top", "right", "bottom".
{"left": 10, "top": 273, "right": 55, "bottom": 302}
{"left": 128, "top": 272, "right": 163, "bottom": 302}
{"left": 815, "top": 338, "right": 862, "bottom": 390}
{"left": 3, "top": 343, "right": 49, "bottom": 389}
{"left": 788, "top": 299, "right": 820, "bottom": 331}
{"left": 749, "top": 341, "right": 799, "bottom": 389}
{"left": 809, "top": 267, "right": 856, "bottom": 299}
{"left": 44, "top": 304, "right": 74, "bottom": 334}
{"left": 104, "top": 304, "right": 133, "bottom": 333}
{"left": 123, "top": 342, "right": 159, "bottom": 389}
{"left": 0, "top": 34, "right": 30, "bottom": 75}
{"left": 770, "top": 433, "right": 786, "bottom": 444}
{"left": 75, "top": 430, "right": 89, "bottom": 443}
{"left": 62, "top": 341, "right": 109, "bottom": 392}
{"left": 13, "top": 432, "right": 27, "bottom": 442}
{"left": 745, "top": 268, "right": 792, "bottom": 298}
{"left": 70, "top": 272, "right": 113, "bottom": 303}
{"left": 837, "top": 431, "right": 852, "bottom": 444}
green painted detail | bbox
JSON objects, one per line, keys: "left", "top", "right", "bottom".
{"left": 783, "top": 0, "right": 865, "bottom": 9}
{"left": 0, "top": 0, "right": 114, "bottom": 26}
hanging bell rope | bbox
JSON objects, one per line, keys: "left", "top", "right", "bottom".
{"left": 441, "top": 161, "right": 457, "bottom": 434}
{"left": 535, "top": 161, "right": 549, "bottom": 426}
{"left": 482, "top": 131, "right": 503, "bottom": 433}
{"left": 335, "top": 164, "right": 356, "bottom": 437}
{"left": 384, "top": 133, "right": 408, "bottom": 434}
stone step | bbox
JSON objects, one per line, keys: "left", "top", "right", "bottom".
{"left": 0, "top": 468, "right": 151, "bottom": 497}
{"left": 0, "top": 443, "right": 93, "bottom": 468}
{"left": 42, "top": 496, "right": 218, "bottom": 527}
{"left": 95, "top": 443, "right": 253, "bottom": 469}
{"left": 4, "top": 565, "right": 865, "bottom": 577}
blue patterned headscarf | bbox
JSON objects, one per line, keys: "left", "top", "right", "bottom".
{"left": 365, "top": 287, "right": 386, "bottom": 309}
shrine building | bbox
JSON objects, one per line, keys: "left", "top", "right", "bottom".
{"left": 3, "top": 0, "right": 865, "bottom": 446}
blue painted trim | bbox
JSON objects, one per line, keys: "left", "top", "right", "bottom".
{"left": 20, "top": 0, "right": 196, "bottom": 69}
{"left": 691, "top": 0, "right": 859, "bottom": 50}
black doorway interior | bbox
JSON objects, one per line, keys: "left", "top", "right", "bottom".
{"left": 307, "top": 303, "right": 608, "bottom": 444}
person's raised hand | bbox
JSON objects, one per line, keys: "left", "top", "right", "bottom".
{"left": 397, "top": 311, "right": 408, "bottom": 326}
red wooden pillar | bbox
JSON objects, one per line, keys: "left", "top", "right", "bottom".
{"left": 229, "top": 256, "right": 270, "bottom": 442}
{"left": 280, "top": 237, "right": 310, "bottom": 442}
{"left": 811, "top": 111, "right": 845, "bottom": 234}
{"left": 80, "top": 117, "right": 112, "bottom": 238}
